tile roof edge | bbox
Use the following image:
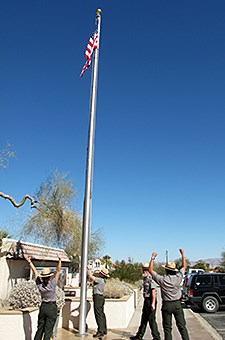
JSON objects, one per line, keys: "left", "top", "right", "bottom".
{"left": 2, "top": 238, "right": 66, "bottom": 252}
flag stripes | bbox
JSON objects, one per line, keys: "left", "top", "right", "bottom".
{"left": 80, "top": 25, "right": 98, "bottom": 77}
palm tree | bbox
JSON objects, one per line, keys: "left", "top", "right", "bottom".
{"left": 102, "top": 255, "right": 112, "bottom": 269}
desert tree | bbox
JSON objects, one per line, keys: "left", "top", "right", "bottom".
{"left": 220, "top": 250, "right": 225, "bottom": 268}
{"left": 192, "top": 260, "right": 210, "bottom": 271}
{"left": 0, "top": 229, "right": 11, "bottom": 248}
{"left": 22, "top": 170, "right": 104, "bottom": 258}
{"left": 174, "top": 257, "right": 191, "bottom": 270}
{"left": 111, "top": 260, "right": 143, "bottom": 283}
{"left": 0, "top": 144, "right": 35, "bottom": 209}
{"left": 102, "top": 255, "right": 112, "bottom": 269}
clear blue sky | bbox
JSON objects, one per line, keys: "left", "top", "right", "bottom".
{"left": 1, "top": 0, "right": 225, "bottom": 264}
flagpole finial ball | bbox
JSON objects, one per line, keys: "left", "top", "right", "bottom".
{"left": 96, "top": 9, "right": 102, "bottom": 15}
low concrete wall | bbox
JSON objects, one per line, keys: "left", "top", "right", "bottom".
{"left": 61, "top": 292, "right": 135, "bottom": 330}
{"left": 0, "top": 292, "right": 135, "bottom": 339}
{"left": 70, "top": 287, "right": 93, "bottom": 298}
{"left": 133, "top": 288, "right": 139, "bottom": 308}
{"left": 0, "top": 307, "right": 38, "bottom": 340}
{"left": 70, "top": 287, "right": 139, "bottom": 307}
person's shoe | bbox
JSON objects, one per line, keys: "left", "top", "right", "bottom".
{"left": 93, "top": 333, "right": 102, "bottom": 338}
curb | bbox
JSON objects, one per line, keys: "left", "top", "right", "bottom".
{"left": 188, "top": 308, "right": 222, "bottom": 340}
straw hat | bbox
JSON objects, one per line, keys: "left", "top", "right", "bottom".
{"left": 163, "top": 262, "right": 178, "bottom": 272}
{"left": 40, "top": 268, "right": 54, "bottom": 277}
{"left": 100, "top": 268, "right": 110, "bottom": 278}
{"left": 142, "top": 263, "right": 149, "bottom": 269}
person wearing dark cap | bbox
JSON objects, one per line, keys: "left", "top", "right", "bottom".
{"left": 88, "top": 268, "right": 109, "bottom": 339}
{"left": 130, "top": 263, "right": 161, "bottom": 340}
{"left": 24, "top": 254, "right": 61, "bottom": 340}
{"left": 148, "top": 248, "right": 189, "bottom": 340}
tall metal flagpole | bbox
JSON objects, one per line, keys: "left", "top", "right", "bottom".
{"left": 78, "top": 9, "right": 102, "bottom": 336}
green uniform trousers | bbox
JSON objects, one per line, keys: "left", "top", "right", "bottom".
{"left": 136, "top": 298, "right": 161, "bottom": 340}
{"left": 162, "top": 300, "right": 189, "bottom": 340}
{"left": 93, "top": 294, "right": 107, "bottom": 336}
{"left": 34, "top": 302, "right": 57, "bottom": 340}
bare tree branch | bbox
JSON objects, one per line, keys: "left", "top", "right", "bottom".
{"left": 0, "top": 192, "right": 37, "bottom": 208}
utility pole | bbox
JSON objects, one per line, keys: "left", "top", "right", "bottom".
{"left": 166, "top": 250, "right": 169, "bottom": 263}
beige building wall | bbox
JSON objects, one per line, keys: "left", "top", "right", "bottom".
{"left": 0, "top": 257, "right": 29, "bottom": 304}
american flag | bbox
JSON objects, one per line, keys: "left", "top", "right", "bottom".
{"left": 80, "top": 25, "right": 99, "bottom": 77}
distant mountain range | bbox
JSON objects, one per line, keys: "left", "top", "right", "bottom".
{"left": 190, "top": 258, "right": 221, "bottom": 268}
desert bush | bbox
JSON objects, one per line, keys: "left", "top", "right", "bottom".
{"left": 7, "top": 280, "right": 65, "bottom": 310}
{"left": 135, "top": 279, "right": 144, "bottom": 290}
{"left": 104, "top": 278, "right": 134, "bottom": 298}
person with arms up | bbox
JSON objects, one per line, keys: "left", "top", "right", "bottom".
{"left": 25, "top": 254, "right": 61, "bottom": 340}
{"left": 88, "top": 268, "right": 109, "bottom": 340}
{"left": 148, "top": 248, "right": 189, "bottom": 340}
{"left": 130, "top": 263, "right": 161, "bottom": 340}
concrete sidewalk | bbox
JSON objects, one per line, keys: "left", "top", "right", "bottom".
{"left": 56, "top": 296, "right": 222, "bottom": 340}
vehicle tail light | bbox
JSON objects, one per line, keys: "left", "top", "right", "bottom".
{"left": 189, "top": 289, "right": 193, "bottom": 297}
{"left": 185, "top": 278, "right": 189, "bottom": 286}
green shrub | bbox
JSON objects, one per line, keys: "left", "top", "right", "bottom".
{"left": 110, "top": 261, "right": 143, "bottom": 283}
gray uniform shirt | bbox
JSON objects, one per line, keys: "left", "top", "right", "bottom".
{"left": 152, "top": 268, "right": 184, "bottom": 301}
{"left": 143, "top": 275, "right": 157, "bottom": 298}
{"left": 36, "top": 277, "right": 57, "bottom": 302}
{"left": 93, "top": 277, "right": 105, "bottom": 295}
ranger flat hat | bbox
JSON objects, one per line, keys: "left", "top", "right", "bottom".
{"left": 100, "top": 268, "right": 110, "bottom": 277}
{"left": 163, "top": 261, "right": 178, "bottom": 272}
{"left": 142, "top": 263, "right": 149, "bottom": 269}
{"left": 40, "top": 268, "right": 54, "bottom": 277}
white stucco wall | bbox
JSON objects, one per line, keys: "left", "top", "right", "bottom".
{"left": 61, "top": 293, "right": 135, "bottom": 330}
{"left": 0, "top": 257, "right": 30, "bottom": 304}
{"left": 0, "top": 294, "right": 135, "bottom": 339}
{"left": 0, "top": 309, "right": 38, "bottom": 340}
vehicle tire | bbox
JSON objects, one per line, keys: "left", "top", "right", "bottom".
{"left": 202, "top": 296, "right": 219, "bottom": 313}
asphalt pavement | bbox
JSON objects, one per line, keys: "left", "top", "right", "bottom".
{"left": 199, "top": 308, "right": 225, "bottom": 340}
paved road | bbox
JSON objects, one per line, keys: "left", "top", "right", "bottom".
{"left": 190, "top": 305, "right": 225, "bottom": 339}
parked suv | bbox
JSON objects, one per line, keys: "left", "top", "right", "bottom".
{"left": 181, "top": 269, "right": 205, "bottom": 299}
{"left": 185, "top": 273, "right": 225, "bottom": 313}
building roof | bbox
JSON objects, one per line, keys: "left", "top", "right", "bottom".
{"left": 1, "top": 238, "right": 70, "bottom": 263}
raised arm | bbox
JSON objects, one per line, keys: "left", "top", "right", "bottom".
{"left": 179, "top": 248, "right": 186, "bottom": 272}
{"left": 24, "top": 255, "right": 38, "bottom": 279}
{"left": 149, "top": 252, "right": 158, "bottom": 275}
{"left": 88, "top": 270, "right": 95, "bottom": 283}
{"left": 55, "top": 255, "right": 62, "bottom": 281}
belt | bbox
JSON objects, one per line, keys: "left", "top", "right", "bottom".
{"left": 42, "top": 301, "right": 56, "bottom": 304}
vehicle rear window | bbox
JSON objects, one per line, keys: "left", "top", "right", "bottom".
{"left": 195, "top": 275, "right": 212, "bottom": 286}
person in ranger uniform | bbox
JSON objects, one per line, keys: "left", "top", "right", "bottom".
{"left": 148, "top": 248, "right": 189, "bottom": 340}
{"left": 88, "top": 268, "right": 109, "bottom": 340}
{"left": 130, "top": 263, "right": 161, "bottom": 340}
{"left": 25, "top": 254, "right": 61, "bottom": 340}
